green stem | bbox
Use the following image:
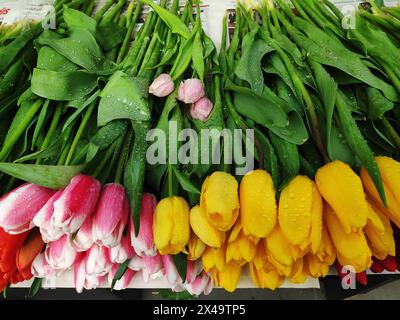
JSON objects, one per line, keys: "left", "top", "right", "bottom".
{"left": 92, "top": 143, "right": 117, "bottom": 179}
{"left": 382, "top": 117, "right": 400, "bottom": 151}
{"left": 115, "top": 125, "right": 133, "bottom": 184}
{"left": 94, "top": 0, "right": 116, "bottom": 22}
{"left": 64, "top": 102, "right": 95, "bottom": 166}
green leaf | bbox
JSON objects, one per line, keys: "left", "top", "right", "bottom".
{"left": 37, "top": 47, "right": 79, "bottom": 72}
{"left": 139, "top": 0, "right": 191, "bottom": 39}
{"left": 170, "top": 32, "right": 196, "bottom": 81}
{"left": 159, "top": 289, "right": 193, "bottom": 300}
{"left": 0, "top": 59, "right": 24, "bottom": 100}
{"left": 192, "top": 32, "right": 205, "bottom": 82}
{"left": 63, "top": 6, "right": 97, "bottom": 35}
{"left": 98, "top": 71, "right": 150, "bottom": 126}
{"left": 32, "top": 99, "right": 50, "bottom": 148}
{"left": 173, "top": 253, "right": 187, "bottom": 282}
{"left": 0, "top": 163, "right": 85, "bottom": 189}
{"left": 28, "top": 278, "right": 42, "bottom": 298}
{"left": 365, "top": 87, "right": 394, "bottom": 120}
{"left": 97, "top": 21, "right": 126, "bottom": 51}
{"left": 172, "top": 166, "right": 200, "bottom": 195}
{"left": 31, "top": 68, "right": 98, "bottom": 101}
{"left": 111, "top": 259, "right": 130, "bottom": 289}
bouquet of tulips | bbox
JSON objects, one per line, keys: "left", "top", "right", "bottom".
{"left": 0, "top": 0, "right": 400, "bottom": 297}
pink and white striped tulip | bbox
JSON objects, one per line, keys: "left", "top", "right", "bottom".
{"left": 85, "top": 244, "right": 112, "bottom": 277}
{"left": 161, "top": 254, "right": 184, "bottom": 292}
{"left": 130, "top": 193, "right": 157, "bottom": 257}
{"left": 31, "top": 253, "right": 55, "bottom": 278}
{"left": 185, "top": 271, "right": 213, "bottom": 296}
{"left": 108, "top": 264, "right": 136, "bottom": 290}
{"left": 128, "top": 253, "right": 163, "bottom": 282}
{"left": 45, "top": 235, "right": 77, "bottom": 270}
{"left": 109, "top": 234, "right": 134, "bottom": 264}
{"left": 33, "top": 190, "right": 64, "bottom": 242}
{"left": 92, "top": 183, "right": 129, "bottom": 248}
{"left": 0, "top": 183, "right": 56, "bottom": 234}
{"left": 52, "top": 175, "right": 101, "bottom": 234}
{"left": 69, "top": 216, "right": 94, "bottom": 252}
{"left": 177, "top": 79, "right": 205, "bottom": 104}
{"left": 74, "top": 253, "right": 104, "bottom": 294}
{"left": 149, "top": 74, "right": 175, "bottom": 98}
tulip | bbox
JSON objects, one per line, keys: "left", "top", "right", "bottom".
{"left": 0, "top": 227, "right": 28, "bottom": 276}
{"left": 33, "top": 190, "right": 64, "bottom": 242}
{"left": 0, "top": 183, "right": 56, "bottom": 234}
{"left": 177, "top": 78, "right": 205, "bottom": 104}
{"left": 189, "top": 97, "right": 213, "bottom": 122}
{"left": 45, "top": 235, "right": 77, "bottom": 270}
{"left": 52, "top": 174, "right": 101, "bottom": 234}
{"left": 279, "top": 175, "right": 323, "bottom": 252}
{"left": 15, "top": 229, "right": 44, "bottom": 275}
{"left": 184, "top": 261, "right": 213, "bottom": 296}
{"left": 360, "top": 156, "right": 400, "bottom": 227}
{"left": 70, "top": 216, "right": 94, "bottom": 252}
{"left": 130, "top": 193, "right": 157, "bottom": 257}
{"left": 129, "top": 253, "right": 163, "bottom": 282}
{"left": 74, "top": 253, "right": 104, "bottom": 294}
{"left": 239, "top": 170, "right": 277, "bottom": 239}
{"left": 189, "top": 205, "right": 225, "bottom": 248}
{"left": 288, "top": 258, "right": 307, "bottom": 284}
{"left": 109, "top": 234, "right": 135, "bottom": 264}
{"left": 202, "top": 243, "right": 226, "bottom": 273}
{"left": 200, "top": 172, "right": 239, "bottom": 232}
{"left": 335, "top": 262, "right": 368, "bottom": 286}
{"left": 316, "top": 161, "right": 368, "bottom": 234}
{"left": 249, "top": 242, "right": 284, "bottom": 290}
{"left": 325, "top": 205, "right": 372, "bottom": 273}
{"left": 31, "top": 253, "right": 55, "bottom": 278}
{"left": 108, "top": 264, "right": 136, "bottom": 290}
{"left": 187, "top": 232, "right": 206, "bottom": 261}
{"left": 161, "top": 254, "right": 184, "bottom": 292}
{"left": 85, "top": 244, "right": 112, "bottom": 277}
{"left": 226, "top": 221, "right": 257, "bottom": 265}
{"left": 149, "top": 73, "right": 175, "bottom": 97}
{"left": 153, "top": 196, "right": 190, "bottom": 255}
{"left": 364, "top": 201, "right": 395, "bottom": 260}
{"left": 92, "top": 183, "right": 129, "bottom": 248}
{"left": 212, "top": 262, "right": 242, "bottom": 293}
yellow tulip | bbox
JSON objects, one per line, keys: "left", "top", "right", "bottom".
{"left": 316, "top": 160, "right": 369, "bottom": 234}
{"left": 288, "top": 258, "right": 308, "bottom": 284}
{"left": 202, "top": 244, "right": 226, "bottom": 273}
{"left": 153, "top": 196, "right": 190, "bottom": 255}
{"left": 189, "top": 205, "right": 225, "bottom": 248}
{"left": 305, "top": 254, "right": 330, "bottom": 278}
{"left": 325, "top": 205, "right": 372, "bottom": 273}
{"left": 239, "top": 170, "right": 277, "bottom": 238}
{"left": 226, "top": 221, "right": 257, "bottom": 265}
{"left": 364, "top": 200, "right": 396, "bottom": 260}
{"left": 200, "top": 172, "right": 239, "bottom": 231}
{"left": 279, "top": 175, "right": 323, "bottom": 252}
{"left": 187, "top": 233, "right": 206, "bottom": 261}
{"left": 212, "top": 262, "right": 242, "bottom": 293}
{"left": 360, "top": 156, "right": 400, "bottom": 227}
{"left": 249, "top": 243, "right": 284, "bottom": 290}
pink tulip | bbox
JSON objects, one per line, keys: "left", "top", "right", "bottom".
{"left": 92, "top": 183, "right": 129, "bottom": 248}
{"left": 74, "top": 253, "right": 104, "bottom": 293}
{"left": 161, "top": 254, "right": 184, "bottom": 292}
{"left": 0, "top": 183, "right": 56, "bottom": 234}
{"left": 45, "top": 235, "right": 77, "bottom": 270}
{"left": 108, "top": 264, "right": 136, "bottom": 290}
{"left": 33, "top": 190, "right": 64, "bottom": 242}
{"left": 130, "top": 193, "right": 157, "bottom": 257}
{"left": 177, "top": 79, "right": 205, "bottom": 104}
{"left": 149, "top": 74, "right": 175, "bottom": 97}
{"left": 109, "top": 234, "right": 134, "bottom": 264}
{"left": 69, "top": 216, "right": 94, "bottom": 252}
{"left": 31, "top": 253, "right": 55, "bottom": 278}
{"left": 185, "top": 271, "right": 213, "bottom": 296}
{"left": 128, "top": 253, "right": 163, "bottom": 282}
{"left": 52, "top": 175, "right": 101, "bottom": 234}
{"left": 189, "top": 97, "right": 213, "bottom": 122}
{"left": 85, "top": 244, "right": 112, "bottom": 277}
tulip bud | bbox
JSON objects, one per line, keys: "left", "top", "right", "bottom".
{"left": 161, "top": 254, "right": 184, "bottom": 292}
{"left": 184, "top": 261, "right": 213, "bottom": 296}
{"left": 189, "top": 97, "right": 213, "bottom": 122}
{"left": 33, "top": 190, "right": 64, "bottom": 242}
{"left": 0, "top": 227, "right": 28, "bottom": 277}
{"left": 316, "top": 161, "right": 368, "bottom": 234}
{"left": 70, "top": 216, "right": 94, "bottom": 252}
{"left": 92, "top": 183, "right": 129, "bottom": 248}
{"left": 177, "top": 78, "right": 205, "bottom": 104}
{"left": 108, "top": 264, "right": 136, "bottom": 290}
{"left": 288, "top": 258, "right": 307, "bottom": 284}
{"left": 226, "top": 221, "right": 257, "bottom": 265}
{"left": 130, "top": 193, "right": 157, "bottom": 257}
{"left": 189, "top": 205, "right": 225, "bottom": 248}
{"left": 85, "top": 244, "right": 112, "bottom": 277}
{"left": 45, "top": 235, "right": 77, "bottom": 270}
{"left": 153, "top": 196, "right": 190, "bottom": 255}
{"left": 149, "top": 74, "right": 175, "bottom": 97}
{"left": 187, "top": 232, "right": 206, "bottom": 261}
{"left": 15, "top": 229, "right": 44, "bottom": 274}
{"left": 212, "top": 262, "right": 242, "bottom": 293}
{"left": 52, "top": 175, "right": 101, "bottom": 234}
{"left": 325, "top": 205, "right": 372, "bottom": 273}
{"left": 200, "top": 172, "right": 239, "bottom": 232}
{"left": 0, "top": 183, "right": 56, "bottom": 234}
{"left": 109, "top": 234, "right": 135, "bottom": 264}
{"left": 74, "top": 253, "right": 104, "bottom": 294}
{"left": 129, "top": 253, "right": 163, "bottom": 282}
{"left": 31, "top": 253, "right": 55, "bottom": 278}
{"left": 360, "top": 156, "right": 400, "bottom": 227}
{"left": 202, "top": 244, "right": 226, "bottom": 273}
